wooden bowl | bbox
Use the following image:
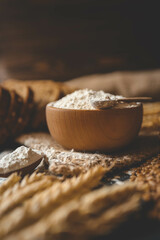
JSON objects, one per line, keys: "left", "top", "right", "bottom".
{"left": 46, "top": 103, "right": 143, "bottom": 152}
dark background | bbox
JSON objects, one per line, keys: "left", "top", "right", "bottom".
{"left": 0, "top": 0, "right": 160, "bottom": 81}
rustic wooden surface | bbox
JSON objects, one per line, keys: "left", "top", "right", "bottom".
{"left": 0, "top": 0, "right": 160, "bottom": 81}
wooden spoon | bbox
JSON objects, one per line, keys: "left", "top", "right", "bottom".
{"left": 91, "top": 97, "right": 152, "bottom": 109}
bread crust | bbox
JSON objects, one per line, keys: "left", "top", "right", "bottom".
{"left": 0, "top": 89, "right": 23, "bottom": 144}
{"left": 13, "top": 87, "right": 34, "bottom": 135}
{"left": 0, "top": 87, "right": 10, "bottom": 123}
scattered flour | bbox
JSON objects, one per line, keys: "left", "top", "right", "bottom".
{"left": 17, "top": 132, "right": 157, "bottom": 179}
{"left": 17, "top": 133, "right": 114, "bottom": 176}
{"left": 48, "top": 89, "right": 123, "bottom": 110}
{"left": 0, "top": 146, "right": 43, "bottom": 175}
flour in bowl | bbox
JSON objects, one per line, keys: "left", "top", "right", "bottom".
{"left": 48, "top": 89, "right": 123, "bottom": 110}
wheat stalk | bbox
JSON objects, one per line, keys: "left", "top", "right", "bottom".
{"left": 44, "top": 195, "right": 140, "bottom": 239}
{"left": 0, "top": 166, "right": 106, "bottom": 238}
{"left": 79, "top": 182, "right": 142, "bottom": 215}
{"left": 85, "top": 194, "right": 140, "bottom": 236}
{"left": 45, "top": 187, "right": 142, "bottom": 239}
{"left": 3, "top": 182, "right": 142, "bottom": 240}
{"left": 0, "top": 172, "right": 46, "bottom": 202}
{"left": 0, "top": 173, "right": 21, "bottom": 195}
{"left": 0, "top": 175, "right": 56, "bottom": 218}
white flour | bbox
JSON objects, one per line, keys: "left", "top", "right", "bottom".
{"left": 48, "top": 89, "right": 123, "bottom": 110}
{"left": 0, "top": 146, "right": 43, "bottom": 174}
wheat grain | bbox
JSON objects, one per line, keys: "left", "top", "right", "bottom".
{"left": 130, "top": 155, "right": 160, "bottom": 218}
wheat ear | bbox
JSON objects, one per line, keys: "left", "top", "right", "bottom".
{"left": 3, "top": 182, "right": 142, "bottom": 240}
{"left": 0, "top": 172, "right": 46, "bottom": 201}
{"left": 0, "top": 173, "right": 21, "bottom": 195}
{"left": 46, "top": 183, "right": 142, "bottom": 236}
{"left": 85, "top": 194, "right": 140, "bottom": 236}
{"left": 0, "top": 175, "right": 56, "bottom": 218}
{"left": 0, "top": 166, "right": 106, "bottom": 238}
{"left": 79, "top": 182, "right": 142, "bottom": 215}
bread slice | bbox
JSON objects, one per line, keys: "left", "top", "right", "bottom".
{"left": 0, "top": 85, "right": 34, "bottom": 145}
{"left": 2, "top": 79, "right": 75, "bottom": 130}
{"left": 9, "top": 91, "right": 23, "bottom": 133}
{"left": 13, "top": 87, "right": 34, "bottom": 135}
{"left": 0, "top": 87, "right": 10, "bottom": 123}
{"left": 3, "top": 79, "right": 61, "bottom": 129}
{"left": 1, "top": 90, "right": 23, "bottom": 144}
{"left": 24, "top": 80, "right": 61, "bottom": 129}
{"left": 0, "top": 87, "right": 11, "bottom": 144}
{"left": 2, "top": 79, "right": 60, "bottom": 105}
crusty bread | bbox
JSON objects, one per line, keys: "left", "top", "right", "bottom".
{"left": 0, "top": 86, "right": 34, "bottom": 145}
{"left": 0, "top": 87, "right": 11, "bottom": 144}
{"left": 2, "top": 79, "right": 75, "bottom": 129}
{"left": 2, "top": 90, "right": 23, "bottom": 142}
{"left": 12, "top": 87, "right": 34, "bottom": 135}
{"left": 2, "top": 79, "right": 60, "bottom": 106}
{"left": 23, "top": 80, "right": 61, "bottom": 129}
{"left": 0, "top": 87, "right": 10, "bottom": 123}
{"left": 2, "top": 79, "right": 76, "bottom": 130}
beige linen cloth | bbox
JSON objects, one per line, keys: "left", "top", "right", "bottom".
{"left": 66, "top": 69, "right": 160, "bottom": 100}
